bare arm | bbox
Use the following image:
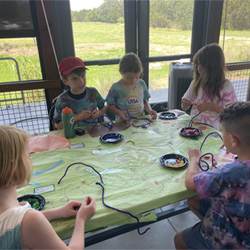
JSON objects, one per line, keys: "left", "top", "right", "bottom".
{"left": 74, "top": 110, "right": 92, "bottom": 123}
{"left": 22, "top": 210, "right": 70, "bottom": 249}
{"left": 196, "top": 102, "right": 223, "bottom": 113}
{"left": 68, "top": 197, "right": 96, "bottom": 249}
{"left": 54, "top": 121, "right": 63, "bottom": 130}
{"left": 107, "top": 104, "right": 128, "bottom": 121}
{"left": 22, "top": 197, "right": 96, "bottom": 250}
{"left": 54, "top": 110, "right": 92, "bottom": 130}
{"left": 91, "top": 106, "right": 107, "bottom": 120}
{"left": 144, "top": 99, "right": 157, "bottom": 119}
{"left": 41, "top": 200, "right": 81, "bottom": 221}
{"left": 181, "top": 98, "right": 193, "bottom": 111}
{"left": 185, "top": 148, "right": 201, "bottom": 190}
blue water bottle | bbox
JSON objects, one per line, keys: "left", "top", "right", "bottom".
{"left": 62, "top": 107, "right": 75, "bottom": 138}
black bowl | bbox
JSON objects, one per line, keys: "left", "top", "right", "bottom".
{"left": 179, "top": 127, "right": 202, "bottom": 138}
{"left": 17, "top": 194, "right": 45, "bottom": 211}
{"left": 100, "top": 133, "right": 124, "bottom": 144}
{"left": 160, "top": 153, "right": 188, "bottom": 170}
{"left": 159, "top": 111, "right": 177, "bottom": 120}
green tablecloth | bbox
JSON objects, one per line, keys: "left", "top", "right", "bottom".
{"left": 18, "top": 113, "right": 223, "bottom": 239}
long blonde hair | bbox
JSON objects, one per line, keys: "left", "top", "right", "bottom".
{"left": 0, "top": 125, "right": 32, "bottom": 188}
{"left": 192, "top": 43, "right": 227, "bottom": 101}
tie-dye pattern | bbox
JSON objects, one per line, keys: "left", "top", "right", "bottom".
{"left": 183, "top": 79, "right": 237, "bottom": 131}
{"left": 106, "top": 79, "right": 150, "bottom": 120}
{"left": 54, "top": 87, "right": 105, "bottom": 127}
{"left": 194, "top": 160, "right": 250, "bottom": 249}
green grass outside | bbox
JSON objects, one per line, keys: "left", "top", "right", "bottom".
{"left": 0, "top": 22, "right": 250, "bottom": 97}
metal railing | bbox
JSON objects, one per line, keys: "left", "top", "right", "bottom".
{"left": 0, "top": 57, "right": 26, "bottom": 104}
{"left": 0, "top": 59, "right": 249, "bottom": 134}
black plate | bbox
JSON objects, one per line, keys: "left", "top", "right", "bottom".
{"left": 75, "top": 128, "right": 85, "bottom": 135}
{"left": 159, "top": 111, "right": 177, "bottom": 120}
{"left": 160, "top": 153, "right": 188, "bottom": 170}
{"left": 179, "top": 127, "right": 202, "bottom": 138}
{"left": 17, "top": 194, "right": 45, "bottom": 211}
{"left": 100, "top": 133, "right": 124, "bottom": 143}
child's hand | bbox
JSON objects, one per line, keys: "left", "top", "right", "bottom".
{"left": 181, "top": 98, "right": 192, "bottom": 110}
{"left": 57, "top": 200, "right": 82, "bottom": 218}
{"left": 91, "top": 109, "right": 101, "bottom": 120}
{"left": 75, "top": 110, "right": 91, "bottom": 122}
{"left": 188, "top": 148, "right": 201, "bottom": 160}
{"left": 149, "top": 110, "right": 157, "bottom": 119}
{"left": 197, "top": 102, "right": 223, "bottom": 113}
{"left": 197, "top": 102, "right": 211, "bottom": 112}
{"left": 212, "top": 158, "right": 218, "bottom": 166}
{"left": 77, "top": 196, "right": 96, "bottom": 223}
{"left": 118, "top": 110, "right": 129, "bottom": 121}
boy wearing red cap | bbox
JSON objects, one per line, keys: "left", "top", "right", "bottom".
{"left": 53, "top": 57, "right": 106, "bottom": 129}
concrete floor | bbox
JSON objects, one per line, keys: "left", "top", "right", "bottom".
{"left": 84, "top": 202, "right": 200, "bottom": 250}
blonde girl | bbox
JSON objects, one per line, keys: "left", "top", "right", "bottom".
{"left": 0, "top": 125, "right": 96, "bottom": 249}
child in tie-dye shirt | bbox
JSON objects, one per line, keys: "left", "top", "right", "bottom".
{"left": 181, "top": 43, "right": 237, "bottom": 130}
{"left": 175, "top": 102, "right": 250, "bottom": 249}
{"left": 54, "top": 57, "right": 106, "bottom": 129}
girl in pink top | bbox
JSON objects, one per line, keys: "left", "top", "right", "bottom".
{"left": 181, "top": 43, "right": 237, "bottom": 131}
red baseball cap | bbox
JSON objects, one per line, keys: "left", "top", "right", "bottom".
{"left": 59, "top": 56, "right": 88, "bottom": 75}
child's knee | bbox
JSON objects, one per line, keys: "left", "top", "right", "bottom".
{"left": 174, "top": 231, "right": 186, "bottom": 249}
{"left": 187, "top": 196, "right": 200, "bottom": 209}
{"left": 174, "top": 232, "right": 179, "bottom": 247}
